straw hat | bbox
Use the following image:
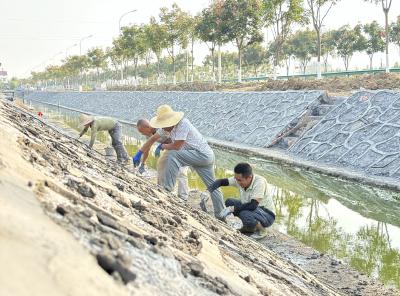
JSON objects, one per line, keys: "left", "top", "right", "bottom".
{"left": 149, "top": 105, "right": 184, "bottom": 128}
{"left": 79, "top": 113, "right": 94, "bottom": 126}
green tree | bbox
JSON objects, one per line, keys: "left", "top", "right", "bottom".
{"left": 203, "top": 51, "right": 238, "bottom": 80}
{"left": 119, "top": 25, "right": 147, "bottom": 80}
{"left": 143, "top": 17, "right": 168, "bottom": 84}
{"left": 159, "top": 3, "right": 191, "bottom": 84}
{"left": 288, "top": 29, "right": 317, "bottom": 74}
{"left": 219, "top": 0, "right": 264, "bottom": 82}
{"left": 363, "top": 21, "right": 385, "bottom": 69}
{"left": 63, "top": 55, "right": 89, "bottom": 88}
{"left": 263, "top": 0, "right": 306, "bottom": 78}
{"left": 9, "top": 77, "right": 20, "bottom": 90}
{"left": 45, "top": 65, "right": 62, "bottom": 87}
{"left": 321, "top": 30, "right": 336, "bottom": 72}
{"left": 332, "top": 25, "right": 366, "bottom": 71}
{"left": 105, "top": 47, "right": 122, "bottom": 80}
{"left": 268, "top": 40, "right": 286, "bottom": 75}
{"left": 390, "top": 16, "right": 400, "bottom": 63}
{"left": 177, "top": 12, "right": 194, "bottom": 82}
{"left": 196, "top": 6, "right": 223, "bottom": 81}
{"left": 243, "top": 43, "right": 269, "bottom": 76}
{"left": 188, "top": 15, "right": 201, "bottom": 82}
{"left": 195, "top": 3, "right": 226, "bottom": 81}
{"left": 87, "top": 48, "right": 107, "bottom": 82}
{"left": 306, "top": 0, "right": 340, "bottom": 78}
{"left": 111, "top": 36, "right": 127, "bottom": 80}
{"left": 364, "top": 0, "right": 393, "bottom": 72}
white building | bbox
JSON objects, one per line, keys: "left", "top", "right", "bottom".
{"left": 0, "top": 70, "right": 7, "bottom": 83}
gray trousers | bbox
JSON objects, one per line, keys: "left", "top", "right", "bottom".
{"left": 164, "top": 149, "right": 225, "bottom": 217}
{"left": 108, "top": 122, "right": 128, "bottom": 162}
{"left": 157, "top": 150, "right": 189, "bottom": 200}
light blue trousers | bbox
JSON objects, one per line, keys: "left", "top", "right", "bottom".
{"left": 164, "top": 149, "right": 225, "bottom": 217}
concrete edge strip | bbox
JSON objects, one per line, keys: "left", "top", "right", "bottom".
{"left": 25, "top": 98, "right": 400, "bottom": 193}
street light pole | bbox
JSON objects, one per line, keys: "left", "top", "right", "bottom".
{"left": 118, "top": 9, "right": 137, "bottom": 81}
{"left": 65, "top": 43, "right": 77, "bottom": 59}
{"left": 119, "top": 9, "right": 137, "bottom": 32}
{"left": 79, "top": 35, "right": 93, "bottom": 55}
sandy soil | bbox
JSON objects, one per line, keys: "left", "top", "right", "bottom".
{"left": 0, "top": 107, "right": 128, "bottom": 296}
{"left": 0, "top": 100, "right": 398, "bottom": 296}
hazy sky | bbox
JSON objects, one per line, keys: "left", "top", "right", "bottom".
{"left": 1, "top": 0, "right": 399, "bottom": 78}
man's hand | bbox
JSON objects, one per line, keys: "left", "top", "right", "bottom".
{"left": 132, "top": 150, "right": 143, "bottom": 167}
{"left": 138, "top": 163, "right": 145, "bottom": 174}
{"left": 154, "top": 143, "right": 163, "bottom": 157}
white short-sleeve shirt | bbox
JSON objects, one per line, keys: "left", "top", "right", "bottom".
{"left": 170, "top": 118, "right": 212, "bottom": 153}
{"left": 156, "top": 128, "right": 170, "bottom": 143}
{"left": 228, "top": 174, "right": 275, "bottom": 214}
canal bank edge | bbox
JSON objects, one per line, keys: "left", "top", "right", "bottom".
{"left": 22, "top": 93, "right": 400, "bottom": 195}
{"left": 209, "top": 137, "right": 400, "bottom": 194}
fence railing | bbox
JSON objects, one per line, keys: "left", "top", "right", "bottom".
{"left": 0, "top": 90, "right": 15, "bottom": 101}
{"left": 221, "top": 68, "right": 400, "bottom": 83}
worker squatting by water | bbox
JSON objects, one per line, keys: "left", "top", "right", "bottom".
{"left": 79, "top": 104, "right": 275, "bottom": 239}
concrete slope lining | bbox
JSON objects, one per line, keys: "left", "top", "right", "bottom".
{"left": 25, "top": 90, "right": 326, "bottom": 148}
{"left": 290, "top": 90, "right": 400, "bottom": 179}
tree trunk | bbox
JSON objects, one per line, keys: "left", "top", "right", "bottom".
{"left": 185, "top": 49, "right": 189, "bottom": 82}
{"left": 134, "top": 58, "right": 138, "bottom": 80}
{"left": 369, "top": 54, "right": 374, "bottom": 69}
{"left": 317, "top": 30, "right": 322, "bottom": 79}
{"left": 218, "top": 44, "right": 222, "bottom": 84}
{"left": 191, "top": 38, "right": 194, "bottom": 82}
{"left": 285, "top": 56, "right": 290, "bottom": 76}
{"left": 238, "top": 47, "right": 242, "bottom": 83}
{"left": 156, "top": 54, "right": 161, "bottom": 85}
{"left": 323, "top": 54, "right": 329, "bottom": 72}
{"left": 211, "top": 47, "right": 216, "bottom": 82}
{"left": 273, "top": 48, "right": 280, "bottom": 80}
{"left": 344, "top": 57, "right": 350, "bottom": 71}
{"left": 384, "top": 9, "right": 390, "bottom": 73}
{"left": 120, "top": 59, "right": 124, "bottom": 81}
{"left": 172, "top": 45, "right": 176, "bottom": 84}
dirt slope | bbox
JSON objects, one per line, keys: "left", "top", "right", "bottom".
{"left": 0, "top": 101, "right": 342, "bottom": 296}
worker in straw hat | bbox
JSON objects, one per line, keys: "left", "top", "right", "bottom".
{"left": 149, "top": 104, "right": 226, "bottom": 220}
{"left": 78, "top": 113, "right": 129, "bottom": 163}
{"left": 132, "top": 118, "right": 189, "bottom": 201}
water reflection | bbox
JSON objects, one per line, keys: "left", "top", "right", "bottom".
{"left": 31, "top": 100, "right": 400, "bottom": 290}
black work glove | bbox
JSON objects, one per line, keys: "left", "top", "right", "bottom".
{"left": 207, "top": 178, "right": 229, "bottom": 192}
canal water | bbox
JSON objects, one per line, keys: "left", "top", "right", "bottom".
{"left": 31, "top": 100, "right": 400, "bottom": 290}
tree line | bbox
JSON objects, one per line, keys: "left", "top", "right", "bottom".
{"left": 25, "top": 0, "right": 398, "bottom": 88}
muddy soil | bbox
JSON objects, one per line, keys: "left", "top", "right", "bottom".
{"left": 189, "top": 191, "right": 399, "bottom": 296}
{"left": 0, "top": 100, "right": 398, "bottom": 296}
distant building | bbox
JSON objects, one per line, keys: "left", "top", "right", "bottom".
{"left": 0, "top": 70, "right": 7, "bottom": 82}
